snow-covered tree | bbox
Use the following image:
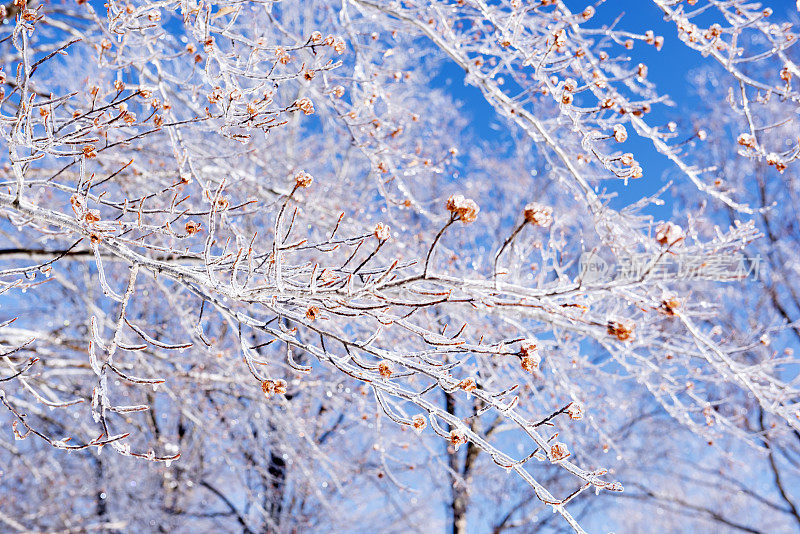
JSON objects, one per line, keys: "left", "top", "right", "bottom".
{"left": 1, "top": 0, "right": 800, "bottom": 532}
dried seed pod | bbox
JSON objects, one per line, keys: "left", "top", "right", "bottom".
{"left": 374, "top": 222, "right": 390, "bottom": 241}
{"left": 737, "top": 133, "right": 757, "bottom": 148}
{"left": 660, "top": 298, "right": 681, "bottom": 316}
{"left": 458, "top": 378, "right": 477, "bottom": 392}
{"left": 655, "top": 221, "right": 684, "bottom": 247}
{"left": 613, "top": 124, "right": 628, "bottom": 143}
{"left": 519, "top": 340, "right": 541, "bottom": 372}
{"left": 445, "top": 194, "right": 480, "bottom": 223}
{"left": 294, "top": 170, "right": 313, "bottom": 188}
{"left": 449, "top": 429, "right": 468, "bottom": 451}
{"left": 412, "top": 414, "right": 427, "bottom": 433}
{"left": 377, "top": 360, "right": 392, "bottom": 379}
{"left": 185, "top": 221, "right": 202, "bottom": 235}
{"left": 294, "top": 97, "right": 315, "bottom": 115}
{"left": 523, "top": 203, "right": 553, "bottom": 227}
{"left": 261, "top": 379, "right": 287, "bottom": 398}
{"left": 549, "top": 441, "right": 570, "bottom": 462}
{"left": 607, "top": 319, "right": 635, "bottom": 342}
{"left": 567, "top": 402, "right": 583, "bottom": 420}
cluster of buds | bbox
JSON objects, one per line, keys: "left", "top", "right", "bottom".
{"left": 19, "top": 6, "right": 37, "bottom": 21}
{"left": 621, "top": 103, "right": 651, "bottom": 117}
{"left": 676, "top": 18, "right": 701, "bottom": 43}
{"left": 449, "top": 429, "right": 468, "bottom": 451}
{"left": 121, "top": 109, "right": 137, "bottom": 125}
{"left": 567, "top": 402, "right": 584, "bottom": 420}
{"left": 766, "top": 152, "right": 787, "bottom": 173}
{"left": 82, "top": 144, "right": 97, "bottom": 159}
{"left": 563, "top": 78, "right": 577, "bottom": 93}
{"left": 592, "top": 69, "right": 614, "bottom": 89}
{"left": 228, "top": 89, "right": 242, "bottom": 103}
{"left": 458, "top": 378, "right": 477, "bottom": 392}
{"left": 627, "top": 164, "right": 643, "bottom": 179}
{"left": 737, "top": 133, "right": 757, "bottom": 149}
{"left": 560, "top": 78, "right": 577, "bottom": 105}
{"left": 275, "top": 46, "right": 291, "bottom": 64}
{"left": 523, "top": 202, "right": 553, "bottom": 227}
{"left": 83, "top": 209, "right": 101, "bottom": 224}
{"left": 246, "top": 101, "right": 261, "bottom": 115}
{"left": 519, "top": 340, "right": 541, "bottom": 373}
{"left": 374, "top": 222, "right": 390, "bottom": 241}
{"left": 185, "top": 221, "right": 202, "bottom": 235}
{"left": 331, "top": 85, "right": 345, "bottom": 98}
{"left": 655, "top": 221, "right": 684, "bottom": 247}
{"left": 613, "top": 124, "right": 628, "bottom": 143}
{"left": 705, "top": 23, "right": 723, "bottom": 40}
{"left": 780, "top": 64, "right": 793, "bottom": 83}
{"left": 70, "top": 194, "right": 90, "bottom": 221}
{"left": 581, "top": 6, "right": 594, "bottom": 20}
{"left": 377, "top": 360, "right": 392, "bottom": 379}
{"left": 210, "top": 195, "right": 229, "bottom": 211}
{"left": 552, "top": 28, "right": 567, "bottom": 50}
{"left": 702, "top": 406, "right": 715, "bottom": 426}
{"left": 208, "top": 86, "right": 224, "bottom": 104}
{"left": 446, "top": 194, "right": 479, "bottom": 223}
{"left": 305, "top": 306, "right": 319, "bottom": 321}
{"left": 644, "top": 30, "right": 664, "bottom": 50}
{"left": 549, "top": 441, "right": 570, "bottom": 462}
{"left": 294, "top": 170, "right": 313, "bottom": 188}
{"left": 411, "top": 414, "right": 427, "bottom": 434}
{"left": 660, "top": 297, "right": 681, "bottom": 316}
{"left": 294, "top": 97, "right": 315, "bottom": 115}
{"left": 261, "top": 379, "right": 287, "bottom": 398}
{"left": 607, "top": 319, "right": 635, "bottom": 342}
{"left": 71, "top": 195, "right": 114, "bottom": 236}
{"left": 324, "top": 35, "right": 346, "bottom": 54}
